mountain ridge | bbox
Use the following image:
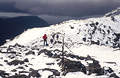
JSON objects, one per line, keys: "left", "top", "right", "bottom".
{"left": 105, "top": 7, "right": 120, "bottom": 17}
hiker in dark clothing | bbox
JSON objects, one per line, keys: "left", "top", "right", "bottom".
{"left": 56, "top": 34, "right": 59, "bottom": 40}
{"left": 43, "top": 34, "right": 47, "bottom": 46}
{"left": 50, "top": 39, "right": 53, "bottom": 44}
{"left": 52, "top": 34, "right": 55, "bottom": 39}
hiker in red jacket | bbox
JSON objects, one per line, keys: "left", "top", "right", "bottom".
{"left": 43, "top": 34, "right": 47, "bottom": 46}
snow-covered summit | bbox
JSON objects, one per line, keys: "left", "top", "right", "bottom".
{"left": 105, "top": 7, "right": 120, "bottom": 17}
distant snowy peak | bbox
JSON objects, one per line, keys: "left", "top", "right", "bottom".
{"left": 105, "top": 7, "right": 120, "bottom": 17}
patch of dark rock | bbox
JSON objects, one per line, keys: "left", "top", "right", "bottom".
{"left": 66, "top": 54, "right": 94, "bottom": 61}
{"left": 7, "top": 60, "right": 24, "bottom": 65}
{"left": 48, "top": 75, "right": 54, "bottom": 78}
{"left": 0, "top": 57, "right": 3, "bottom": 59}
{"left": 38, "top": 49, "right": 54, "bottom": 57}
{"left": 4, "top": 60, "right": 8, "bottom": 62}
{"left": 19, "top": 71, "right": 29, "bottom": 74}
{"left": 86, "top": 60, "right": 104, "bottom": 75}
{"left": 6, "top": 74, "right": 28, "bottom": 78}
{"left": 107, "top": 30, "right": 110, "bottom": 34}
{"left": 26, "top": 51, "right": 35, "bottom": 55}
{"left": 38, "top": 49, "right": 51, "bottom": 55}
{"left": 11, "top": 69, "right": 17, "bottom": 72}
{"left": 110, "top": 73, "right": 119, "bottom": 78}
{"left": 83, "top": 37, "right": 86, "bottom": 42}
{"left": 46, "top": 63, "right": 55, "bottom": 65}
{"left": 96, "top": 22, "right": 99, "bottom": 25}
{"left": 85, "top": 24, "right": 88, "bottom": 26}
{"left": 28, "top": 70, "right": 41, "bottom": 78}
{"left": 17, "top": 66, "right": 25, "bottom": 69}
{"left": 89, "top": 23, "right": 95, "bottom": 27}
{"left": 105, "top": 67, "right": 114, "bottom": 73}
{"left": 13, "top": 43, "right": 25, "bottom": 48}
{"left": 44, "top": 51, "right": 53, "bottom": 57}
{"left": 9, "top": 51, "right": 16, "bottom": 54}
{"left": 16, "top": 54, "right": 22, "bottom": 57}
{"left": 28, "top": 63, "right": 33, "bottom": 66}
{"left": 25, "top": 65, "right": 28, "bottom": 67}
{"left": 70, "top": 26, "right": 74, "bottom": 29}
{"left": 54, "top": 41, "right": 62, "bottom": 45}
{"left": 29, "top": 68, "right": 34, "bottom": 71}
{"left": 0, "top": 51, "right": 16, "bottom": 54}
{"left": 114, "top": 33, "right": 120, "bottom": 42}
{"left": 24, "top": 58, "right": 29, "bottom": 62}
{"left": 85, "top": 55, "right": 94, "bottom": 61}
{"left": 67, "top": 54, "right": 86, "bottom": 60}
{"left": 91, "top": 40, "right": 100, "bottom": 45}
{"left": 0, "top": 70, "right": 9, "bottom": 78}
{"left": 77, "top": 29, "right": 81, "bottom": 34}
{"left": 59, "top": 59, "right": 86, "bottom": 76}
{"left": 0, "top": 64, "right": 3, "bottom": 66}
{"left": 111, "top": 16, "right": 116, "bottom": 22}
{"left": 104, "top": 62, "right": 117, "bottom": 65}
{"left": 8, "top": 55, "right": 16, "bottom": 59}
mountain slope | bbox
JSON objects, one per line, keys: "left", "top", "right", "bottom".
{"left": 105, "top": 7, "right": 120, "bottom": 17}
{"left": 0, "top": 8, "right": 120, "bottom": 78}
{"left": 4, "top": 15, "right": 120, "bottom": 48}
{"left": 0, "top": 16, "right": 49, "bottom": 45}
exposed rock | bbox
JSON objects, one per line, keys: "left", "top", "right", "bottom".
{"left": 4, "top": 60, "right": 8, "bottom": 62}
{"left": 0, "top": 64, "right": 3, "bottom": 66}
{"left": 86, "top": 60, "right": 103, "bottom": 75}
{"left": 0, "top": 51, "right": 16, "bottom": 54}
{"left": 19, "top": 71, "right": 29, "bottom": 74}
{"left": 110, "top": 73, "right": 119, "bottom": 78}
{"left": 105, "top": 67, "right": 114, "bottom": 73}
{"left": 29, "top": 68, "right": 34, "bottom": 71}
{"left": 9, "top": 51, "right": 16, "bottom": 54}
{"left": 26, "top": 51, "right": 35, "bottom": 55}
{"left": 28, "top": 70, "right": 41, "bottom": 78}
{"left": 59, "top": 59, "right": 86, "bottom": 76}
{"left": 6, "top": 74, "right": 28, "bottom": 78}
{"left": 24, "top": 58, "right": 29, "bottom": 62}
{"left": 11, "top": 69, "right": 17, "bottom": 72}
{"left": 17, "top": 66, "right": 25, "bottom": 70}
{"left": 46, "top": 63, "right": 55, "bottom": 65}
{"left": 91, "top": 40, "right": 100, "bottom": 45}
{"left": 7, "top": 60, "right": 24, "bottom": 65}
{"left": 38, "top": 49, "right": 51, "bottom": 55}
{"left": 38, "top": 49, "right": 54, "bottom": 57}
{"left": 0, "top": 70, "right": 9, "bottom": 78}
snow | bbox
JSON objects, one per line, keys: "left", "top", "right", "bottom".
{"left": 38, "top": 70, "right": 53, "bottom": 78}
{"left": 72, "top": 45, "right": 120, "bottom": 76}
{"left": 1, "top": 8, "right": 120, "bottom": 78}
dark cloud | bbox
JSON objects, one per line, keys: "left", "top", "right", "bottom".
{"left": 0, "top": 0, "right": 25, "bottom": 13}
{"left": 0, "top": 0, "right": 120, "bottom": 24}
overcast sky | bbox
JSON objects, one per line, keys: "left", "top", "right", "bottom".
{"left": 0, "top": 0, "right": 120, "bottom": 24}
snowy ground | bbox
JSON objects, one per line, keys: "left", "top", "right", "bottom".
{"left": 0, "top": 8, "right": 120, "bottom": 78}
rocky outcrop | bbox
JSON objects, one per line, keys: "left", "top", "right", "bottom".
{"left": 58, "top": 59, "right": 86, "bottom": 76}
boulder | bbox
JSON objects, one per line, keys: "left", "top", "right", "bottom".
{"left": 26, "top": 51, "right": 35, "bottom": 55}
{"left": 7, "top": 60, "right": 24, "bottom": 65}
{"left": 28, "top": 70, "right": 41, "bottom": 78}
{"left": 6, "top": 74, "right": 28, "bottom": 78}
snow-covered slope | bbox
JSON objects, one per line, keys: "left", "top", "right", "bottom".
{"left": 4, "top": 13, "right": 120, "bottom": 47}
{"left": 105, "top": 7, "right": 120, "bottom": 17}
{"left": 0, "top": 8, "right": 120, "bottom": 78}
